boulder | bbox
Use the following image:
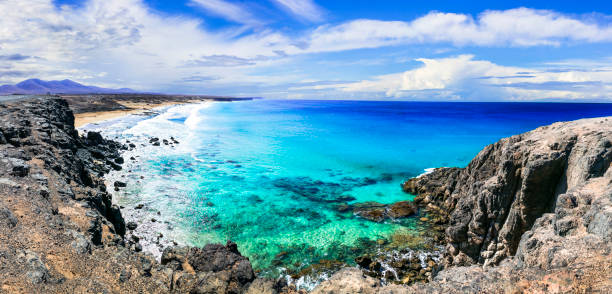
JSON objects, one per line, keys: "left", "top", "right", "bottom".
{"left": 86, "top": 131, "right": 105, "bottom": 145}
{"left": 388, "top": 201, "right": 416, "bottom": 218}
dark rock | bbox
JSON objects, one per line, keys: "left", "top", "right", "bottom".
{"left": 86, "top": 132, "right": 105, "bottom": 145}
{"left": 8, "top": 158, "right": 30, "bottom": 177}
{"left": 108, "top": 204, "right": 126, "bottom": 236}
{"left": 70, "top": 232, "right": 92, "bottom": 254}
{"left": 0, "top": 207, "right": 18, "bottom": 228}
{"left": 161, "top": 246, "right": 189, "bottom": 270}
{"left": 187, "top": 241, "right": 255, "bottom": 283}
{"left": 127, "top": 222, "right": 138, "bottom": 230}
{"left": 114, "top": 181, "right": 127, "bottom": 188}
{"left": 388, "top": 201, "right": 416, "bottom": 218}
{"left": 355, "top": 255, "right": 372, "bottom": 268}
{"left": 134, "top": 243, "right": 143, "bottom": 252}
{"left": 119, "top": 269, "right": 131, "bottom": 283}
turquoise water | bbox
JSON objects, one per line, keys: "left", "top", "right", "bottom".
{"left": 86, "top": 100, "right": 612, "bottom": 279}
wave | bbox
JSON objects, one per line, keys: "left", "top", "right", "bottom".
{"left": 416, "top": 167, "right": 438, "bottom": 178}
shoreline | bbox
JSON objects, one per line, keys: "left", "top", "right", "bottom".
{"left": 74, "top": 99, "right": 208, "bottom": 128}
{"left": 95, "top": 100, "right": 443, "bottom": 290}
{"left": 1, "top": 97, "right": 611, "bottom": 293}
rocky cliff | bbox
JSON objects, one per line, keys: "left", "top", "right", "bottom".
{"left": 0, "top": 97, "right": 286, "bottom": 293}
{"left": 314, "top": 117, "right": 612, "bottom": 293}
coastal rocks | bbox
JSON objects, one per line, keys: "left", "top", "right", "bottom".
{"left": 353, "top": 202, "right": 387, "bottom": 222}
{"left": 86, "top": 131, "right": 105, "bottom": 145}
{"left": 0, "top": 97, "right": 271, "bottom": 293}
{"left": 404, "top": 118, "right": 612, "bottom": 268}
{"left": 313, "top": 117, "right": 612, "bottom": 293}
{"left": 148, "top": 136, "right": 180, "bottom": 147}
{"left": 113, "top": 181, "right": 127, "bottom": 188}
{"left": 354, "top": 247, "right": 444, "bottom": 286}
{"left": 388, "top": 201, "right": 417, "bottom": 218}
{"left": 161, "top": 242, "right": 256, "bottom": 293}
{"left": 126, "top": 221, "right": 138, "bottom": 230}
{"left": 352, "top": 201, "right": 417, "bottom": 222}
{"left": 150, "top": 138, "right": 160, "bottom": 146}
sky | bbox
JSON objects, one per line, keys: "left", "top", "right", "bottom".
{"left": 1, "top": 0, "right": 612, "bottom": 101}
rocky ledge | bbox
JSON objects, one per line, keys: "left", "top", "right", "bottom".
{"left": 316, "top": 117, "right": 612, "bottom": 292}
{"left": 0, "top": 97, "right": 289, "bottom": 293}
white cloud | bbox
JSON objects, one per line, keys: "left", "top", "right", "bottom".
{"left": 0, "top": 0, "right": 294, "bottom": 90}
{"left": 299, "top": 8, "right": 612, "bottom": 53}
{"left": 272, "top": 0, "right": 324, "bottom": 22}
{"left": 190, "top": 0, "right": 261, "bottom": 26}
{"left": 300, "top": 55, "right": 612, "bottom": 100}
{"left": 1, "top": 1, "right": 612, "bottom": 99}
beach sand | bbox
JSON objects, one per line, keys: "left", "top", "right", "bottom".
{"left": 74, "top": 99, "right": 206, "bottom": 127}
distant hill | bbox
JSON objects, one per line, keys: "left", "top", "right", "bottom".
{"left": 0, "top": 79, "right": 136, "bottom": 95}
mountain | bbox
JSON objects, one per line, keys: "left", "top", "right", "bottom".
{"left": 0, "top": 79, "right": 136, "bottom": 95}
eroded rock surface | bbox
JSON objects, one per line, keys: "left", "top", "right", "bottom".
{"left": 314, "top": 117, "right": 612, "bottom": 293}
{"left": 0, "top": 97, "right": 261, "bottom": 293}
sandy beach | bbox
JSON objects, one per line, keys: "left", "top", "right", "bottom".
{"left": 74, "top": 99, "right": 207, "bottom": 127}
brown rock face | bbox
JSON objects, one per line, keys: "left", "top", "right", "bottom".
{"left": 387, "top": 201, "right": 416, "bottom": 218}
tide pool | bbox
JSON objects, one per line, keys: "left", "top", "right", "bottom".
{"left": 85, "top": 100, "right": 612, "bottom": 280}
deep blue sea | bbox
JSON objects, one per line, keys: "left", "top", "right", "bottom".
{"left": 84, "top": 100, "right": 612, "bottom": 282}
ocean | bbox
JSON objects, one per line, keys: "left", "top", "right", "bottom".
{"left": 83, "top": 100, "right": 612, "bottom": 284}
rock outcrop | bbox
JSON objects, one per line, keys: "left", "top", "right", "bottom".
{"left": 0, "top": 97, "right": 264, "bottom": 293}
{"left": 404, "top": 118, "right": 612, "bottom": 267}
{"left": 314, "top": 117, "right": 612, "bottom": 293}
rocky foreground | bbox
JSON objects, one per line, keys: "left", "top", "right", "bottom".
{"left": 1, "top": 97, "right": 611, "bottom": 293}
{"left": 317, "top": 116, "right": 612, "bottom": 293}
{"left": 0, "top": 97, "right": 287, "bottom": 293}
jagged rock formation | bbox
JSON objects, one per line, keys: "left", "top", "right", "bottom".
{"left": 314, "top": 117, "right": 612, "bottom": 293}
{"left": 404, "top": 118, "right": 612, "bottom": 267}
{"left": 0, "top": 97, "right": 277, "bottom": 293}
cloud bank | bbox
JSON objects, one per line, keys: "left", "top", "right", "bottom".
{"left": 0, "top": 0, "right": 611, "bottom": 100}
{"left": 296, "top": 55, "right": 612, "bottom": 100}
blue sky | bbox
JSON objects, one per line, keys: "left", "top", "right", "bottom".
{"left": 1, "top": 0, "right": 612, "bottom": 100}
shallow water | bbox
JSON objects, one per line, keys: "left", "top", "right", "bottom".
{"left": 84, "top": 100, "right": 612, "bottom": 279}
